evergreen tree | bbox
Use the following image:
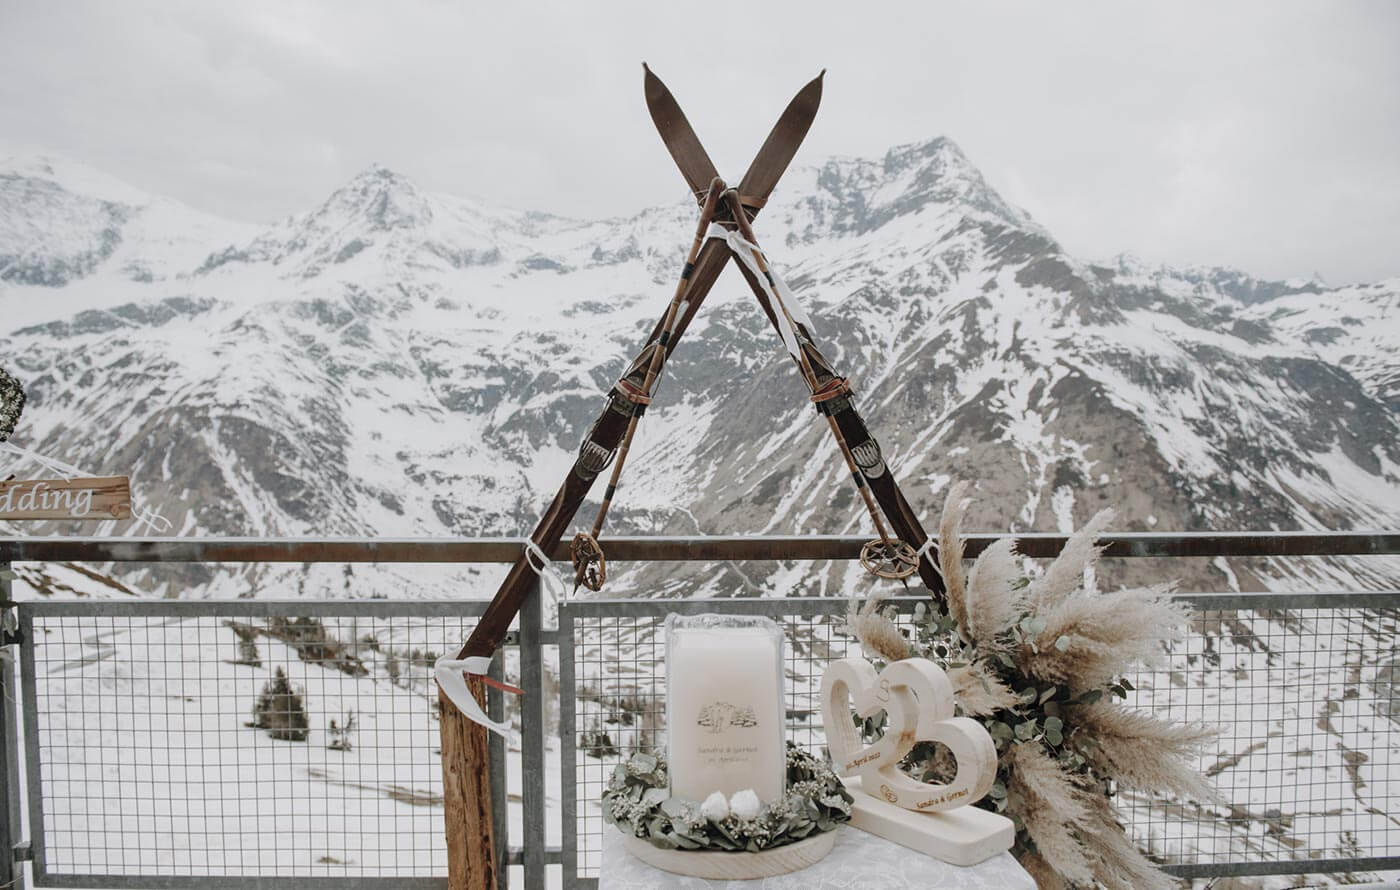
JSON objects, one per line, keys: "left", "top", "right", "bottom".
{"left": 252, "top": 667, "right": 310, "bottom": 742}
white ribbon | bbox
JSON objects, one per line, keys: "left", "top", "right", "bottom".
{"left": 707, "top": 226, "right": 816, "bottom": 362}
{"left": 0, "top": 441, "right": 175, "bottom": 532}
{"left": 433, "top": 654, "right": 513, "bottom": 738}
{"left": 523, "top": 538, "right": 568, "bottom": 604}
{"left": 129, "top": 504, "right": 174, "bottom": 534}
{"left": 0, "top": 442, "right": 88, "bottom": 480}
{"left": 435, "top": 538, "right": 566, "bottom": 737}
{"left": 915, "top": 538, "right": 937, "bottom": 562}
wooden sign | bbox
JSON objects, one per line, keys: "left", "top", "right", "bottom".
{"left": 0, "top": 476, "right": 131, "bottom": 521}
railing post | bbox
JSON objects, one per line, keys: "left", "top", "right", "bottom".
{"left": 487, "top": 648, "right": 509, "bottom": 890}
{"left": 0, "top": 560, "right": 17, "bottom": 890}
{"left": 519, "top": 577, "right": 546, "bottom": 890}
{"left": 558, "top": 600, "right": 578, "bottom": 886}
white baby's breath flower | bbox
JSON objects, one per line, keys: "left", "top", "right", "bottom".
{"left": 729, "top": 789, "right": 761, "bottom": 821}
{"left": 700, "top": 791, "right": 729, "bottom": 822}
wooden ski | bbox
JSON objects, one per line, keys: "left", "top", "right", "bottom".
{"left": 718, "top": 201, "right": 948, "bottom": 599}
{"left": 439, "top": 68, "right": 824, "bottom": 889}
{"left": 642, "top": 78, "right": 948, "bottom": 600}
{"left": 455, "top": 67, "right": 823, "bottom": 662}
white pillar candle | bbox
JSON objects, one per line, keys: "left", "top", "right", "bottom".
{"left": 666, "top": 614, "right": 786, "bottom": 805}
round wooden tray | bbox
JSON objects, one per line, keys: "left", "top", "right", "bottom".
{"left": 619, "top": 827, "right": 837, "bottom": 879}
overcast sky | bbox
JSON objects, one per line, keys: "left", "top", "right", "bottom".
{"left": 2, "top": 1, "right": 1397, "bottom": 284}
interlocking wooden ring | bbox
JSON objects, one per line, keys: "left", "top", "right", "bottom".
{"left": 570, "top": 532, "right": 606, "bottom": 591}
{"left": 859, "top": 539, "right": 919, "bottom": 580}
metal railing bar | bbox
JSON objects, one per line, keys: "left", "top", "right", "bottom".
{"left": 563, "top": 590, "right": 1400, "bottom": 619}
{"left": 30, "top": 876, "right": 450, "bottom": 889}
{"left": 17, "top": 608, "right": 44, "bottom": 882}
{"left": 1163, "top": 856, "right": 1400, "bottom": 878}
{"left": 2, "top": 531, "right": 1396, "bottom": 564}
{"left": 562, "top": 597, "right": 845, "bottom": 620}
{"left": 1173, "top": 590, "right": 1400, "bottom": 609}
{"left": 488, "top": 650, "right": 509, "bottom": 890}
{"left": 16, "top": 599, "right": 491, "bottom": 618}
{"left": 18, "top": 592, "right": 1395, "bottom": 623}
{"left": 504, "top": 846, "right": 562, "bottom": 865}
{"left": 518, "top": 579, "right": 547, "bottom": 890}
{"left": 557, "top": 599, "right": 580, "bottom": 887}
{"left": 0, "top": 560, "right": 17, "bottom": 890}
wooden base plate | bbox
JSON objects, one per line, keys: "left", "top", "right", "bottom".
{"left": 842, "top": 776, "right": 1015, "bottom": 867}
{"left": 618, "top": 827, "right": 836, "bottom": 879}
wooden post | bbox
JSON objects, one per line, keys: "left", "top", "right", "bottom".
{"left": 439, "top": 676, "right": 498, "bottom": 890}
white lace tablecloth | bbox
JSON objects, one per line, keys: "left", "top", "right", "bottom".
{"left": 600, "top": 825, "right": 1036, "bottom": 889}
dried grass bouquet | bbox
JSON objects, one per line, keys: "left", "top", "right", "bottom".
{"left": 848, "top": 482, "right": 1217, "bottom": 889}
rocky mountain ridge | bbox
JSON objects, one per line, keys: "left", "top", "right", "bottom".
{"left": 2, "top": 140, "right": 1397, "bottom": 600}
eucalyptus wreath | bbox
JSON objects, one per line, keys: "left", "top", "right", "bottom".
{"left": 847, "top": 482, "right": 1217, "bottom": 890}
{"left": 602, "top": 742, "right": 852, "bottom": 853}
{"left": 0, "top": 367, "right": 24, "bottom": 444}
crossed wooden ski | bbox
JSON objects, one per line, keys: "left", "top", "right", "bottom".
{"left": 448, "top": 64, "right": 946, "bottom": 685}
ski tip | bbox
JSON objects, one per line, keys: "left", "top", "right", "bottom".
{"left": 818, "top": 68, "right": 827, "bottom": 79}
{"left": 642, "top": 62, "right": 666, "bottom": 97}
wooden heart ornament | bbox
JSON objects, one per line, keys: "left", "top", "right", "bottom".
{"left": 821, "top": 657, "right": 996, "bottom": 812}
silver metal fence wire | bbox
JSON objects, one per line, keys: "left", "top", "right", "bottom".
{"left": 20, "top": 601, "right": 486, "bottom": 882}
{"left": 1119, "top": 597, "right": 1400, "bottom": 877}
{"left": 13, "top": 591, "right": 1400, "bottom": 888}
{"left": 560, "top": 594, "right": 1400, "bottom": 883}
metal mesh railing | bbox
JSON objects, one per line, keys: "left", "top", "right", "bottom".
{"left": 558, "top": 593, "right": 1400, "bottom": 885}
{"left": 3, "top": 534, "right": 1398, "bottom": 890}
{"left": 1119, "top": 594, "right": 1400, "bottom": 878}
{"left": 17, "top": 601, "right": 491, "bottom": 885}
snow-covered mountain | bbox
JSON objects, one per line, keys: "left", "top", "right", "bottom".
{"left": 2, "top": 140, "right": 1398, "bottom": 599}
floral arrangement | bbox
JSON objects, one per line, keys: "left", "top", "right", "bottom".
{"left": 848, "top": 482, "right": 1217, "bottom": 890}
{"left": 0, "top": 367, "right": 24, "bottom": 443}
{"left": 602, "top": 742, "right": 853, "bottom": 853}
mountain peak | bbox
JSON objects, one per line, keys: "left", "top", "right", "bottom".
{"left": 881, "top": 135, "right": 969, "bottom": 172}
{"left": 801, "top": 135, "right": 1041, "bottom": 239}
{"left": 316, "top": 163, "right": 431, "bottom": 231}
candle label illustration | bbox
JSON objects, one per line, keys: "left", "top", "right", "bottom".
{"left": 696, "top": 702, "right": 760, "bottom": 733}
{"left": 666, "top": 614, "right": 786, "bottom": 804}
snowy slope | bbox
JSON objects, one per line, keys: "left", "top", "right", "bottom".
{"left": 1, "top": 140, "right": 1398, "bottom": 602}
{"left": 3, "top": 142, "right": 1398, "bottom": 884}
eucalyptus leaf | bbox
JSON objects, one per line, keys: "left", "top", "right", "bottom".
{"left": 601, "top": 742, "right": 848, "bottom": 853}
{"left": 641, "top": 787, "right": 668, "bottom": 807}
{"left": 659, "top": 797, "right": 690, "bottom": 818}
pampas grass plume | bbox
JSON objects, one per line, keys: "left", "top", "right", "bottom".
{"left": 937, "top": 481, "right": 973, "bottom": 635}
{"left": 1028, "top": 508, "right": 1113, "bottom": 611}
{"left": 846, "top": 597, "right": 912, "bottom": 663}
{"left": 965, "top": 536, "right": 1025, "bottom": 646}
